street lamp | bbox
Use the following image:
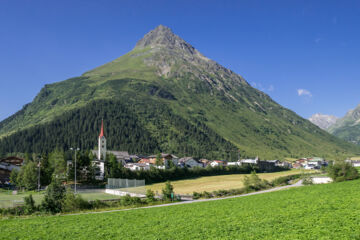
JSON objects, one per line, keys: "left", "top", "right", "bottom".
{"left": 37, "top": 156, "right": 41, "bottom": 192}
{"left": 70, "top": 148, "right": 80, "bottom": 194}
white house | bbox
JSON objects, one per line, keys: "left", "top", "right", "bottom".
{"left": 124, "top": 163, "right": 150, "bottom": 171}
{"left": 227, "top": 161, "right": 241, "bottom": 166}
{"left": 210, "top": 160, "right": 225, "bottom": 167}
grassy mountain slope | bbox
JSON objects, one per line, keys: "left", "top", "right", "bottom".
{"left": 329, "top": 104, "right": 360, "bottom": 145}
{"left": 0, "top": 25, "right": 359, "bottom": 159}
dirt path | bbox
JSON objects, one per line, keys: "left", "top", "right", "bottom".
{"left": 65, "top": 180, "right": 303, "bottom": 216}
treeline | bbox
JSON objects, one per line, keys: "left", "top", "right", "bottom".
{"left": 10, "top": 150, "right": 98, "bottom": 190}
{"left": 0, "top": 99, "right": 239, "bottom": 160}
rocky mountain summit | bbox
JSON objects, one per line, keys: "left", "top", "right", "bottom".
{"left": 309, "top": 114, "right": 338, "bottom": 130}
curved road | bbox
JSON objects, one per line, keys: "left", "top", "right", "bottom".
{"left": 66, "top": 180, "right": 303, "bottom": 216}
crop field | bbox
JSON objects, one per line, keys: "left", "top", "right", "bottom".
{"left": 147, "top": 169, "right": 309, "bottom": 194}
{"left": 2, "top": 178, "right": 360, "bottom": 239}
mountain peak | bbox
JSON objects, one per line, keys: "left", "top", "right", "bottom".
{"left": 135, "top": 25, "right": 194, "bottom": 52}
{"left": 309, "top": 113, "right": 338, "bottom": 130}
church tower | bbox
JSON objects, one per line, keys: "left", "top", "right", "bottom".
{"left": 98, "top": 119, "right": 107, "bottom": 160}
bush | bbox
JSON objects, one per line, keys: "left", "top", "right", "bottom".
{"left": 62, "top": 189, "right": 90, "bottom": 213}
{"left": 146, "top": 189, "right": 155, "bottom": 202}
{"left": 162, "top": 181, "right": 174, "bottom": 201}
{"left": 328, "top": 161, "right": 359, "bottom": 182}
{"left": 41, "top": 178, "right": 66, "bottom": 214}
{"left": 24, "top": 194, "right": 36, "bottom": 214}
{"left": 193, "top": 192, "right": 202, "bottom": 200}
{"left": 243, "top": 171, "right": 271, "bottom": 192}
{"left": 302, "top": 177, "right": 313, "bottom": 185}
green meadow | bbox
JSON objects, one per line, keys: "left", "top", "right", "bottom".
{"left": 1, "top": 179, "right": 360, "bottom": 239}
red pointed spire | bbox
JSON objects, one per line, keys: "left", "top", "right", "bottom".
{"left": 99, "top": 119, "right": 105, "bottom": 138}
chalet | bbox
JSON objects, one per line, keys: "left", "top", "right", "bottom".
{"left": 178, "top": 157, "right": 203, "bottom": 168}
{"left": 0, "top": 156, "right": 24, "bottom": 166}
{"left": 0, "top": 156, "right": 23, "bottom": 184}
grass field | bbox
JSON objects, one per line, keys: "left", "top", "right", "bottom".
{"left": 146, "top": 169, "right": 309, "bottom": 194}
{"left": 0, "top": 190, "right": 122, "bottom": 208}
{"left": 1, "top": 179, "right": 360, "bottom": 239}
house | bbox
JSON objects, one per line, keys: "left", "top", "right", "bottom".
{"left": 199, "top": 159, "right": 211, "bottom": 167}
{"left": 138, "top": 158, "right": 154, "bottom": 165}
{"left": 292, "top": 163, "right": 302, "bottom": 169}
{"left": 239, "top": 158, "right": 258, "bottom": 166}
{"left": 148, "top": 153, "right": 179, "bottom": 168}
{"left": 277, "top": 161, "right": 292, "bottom": 168}
{"left": 258, "top": 160, "right": 277, "bottom": 172}
{"left": 210, "top": 160, "right": 225, "bottom": 167}
{"left": 178, "top": 157, "right": 203, "bottom": 168}
{"left": 227, "top": 161, "right": 241, "bottom": 166}
{"left": 0, "top": 156, "right": 24, "bottom": 166}
{"left": 0, "top": 162, "right": 21, "bottom": 184}
{"left": 345, "top": 160, "right": 360, "bottom": 167}
{"left": 124, "top": 163, "right": 150, "bottom": 171}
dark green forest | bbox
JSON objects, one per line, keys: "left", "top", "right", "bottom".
{"left": 0, "top": 99, "right": 238, "bottom": 160}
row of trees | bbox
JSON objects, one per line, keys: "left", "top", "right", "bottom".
{"left": 10, "top": 150, "right": 99, "bottom": 190}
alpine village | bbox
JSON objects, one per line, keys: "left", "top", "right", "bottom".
{"left": 1, "top": 3, "right": 360, "bottom": 239}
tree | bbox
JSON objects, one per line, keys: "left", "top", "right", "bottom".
{"left": 156, "top": 153, "right": 163, "bottom": 166}
{"left": 162, "top": 181, "right": 174, "bottom": 200}
{"left": 41, "top": 177, "right": 66, "bottom": 213}
{"left": 49, "top": 150, "right": 66, "bottom": 179}
{"left": 328, "top": 161, "right": 359, "bottom": 182}
{"left": 24, "top": 194, "right": 36, "bottom": 214}
{"left": 22, "top": 162, "right": 38, "bottom": 190}
{"left": 10, "top": 169, "right": 19, "bottom": 186}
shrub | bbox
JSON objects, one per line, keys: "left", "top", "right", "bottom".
{"left": 328, "top": 161, "right": 359, "bottom": 182}
{"left": 41, "top": 178, "right": 66, "bottom": 214}
{"left": 24, "top": 194, "right": 36, "bottom": 215}
{"left": 62, "top": 189, "right": 91, "bottom": 213}
{"left": 162, "top": 181, "right": 174, "bottom": 201}
{"left": 146, "top": 189, "right": 155, "bottom": 202}
{"left": 193, "top": 192, "right": 202, "bottom": 200}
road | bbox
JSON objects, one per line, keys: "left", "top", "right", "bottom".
{"left": 66, "top": 180, "right": 303, "bottom": 216}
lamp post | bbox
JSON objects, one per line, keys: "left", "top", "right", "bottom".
{"left": 70, "top": 148, "right": 80, "bottom": 194}
{"left": 37, "top": 158, "right": 41, "bottom": 192}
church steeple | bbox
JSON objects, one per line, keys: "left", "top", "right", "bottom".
{"left": 99, "top": 119, "right": 105, "bottom": 138}
{"left": 98, "top": 119, "right": 106, "bottom": 160}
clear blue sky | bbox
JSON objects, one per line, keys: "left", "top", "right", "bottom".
{"left": 1, "top": 0, "right": 360, "bottom": 121}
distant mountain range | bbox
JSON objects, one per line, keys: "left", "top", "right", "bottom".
{"left": 310, "top": 104, "right": 360, "bottom": 145}
{"left": 0, "top": 25, "right": 359, "bottom": 159}
{"left": 308, "top": 114, "right": 338, "bottom": 130}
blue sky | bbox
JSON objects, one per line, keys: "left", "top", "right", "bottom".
{"left": 1, "top": 0, "right": 360, "bottom": 121}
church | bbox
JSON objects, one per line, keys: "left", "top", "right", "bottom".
{"left": 92, "top": 120, "right": 132, "bottom": 180}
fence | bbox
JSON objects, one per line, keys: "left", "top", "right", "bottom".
{"left": 105, "top": 178, "right": 146, "bottom": 197}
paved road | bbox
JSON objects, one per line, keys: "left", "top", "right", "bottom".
{"left": 66, "top": 180, "right": 303, "bottom": 216}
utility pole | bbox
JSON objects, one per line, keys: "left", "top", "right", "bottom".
{"left": 70, "top": 148, "right": 80, "bottom": 194}
{"left": 37, "top": 158, "right": 41, "bottom": 192}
